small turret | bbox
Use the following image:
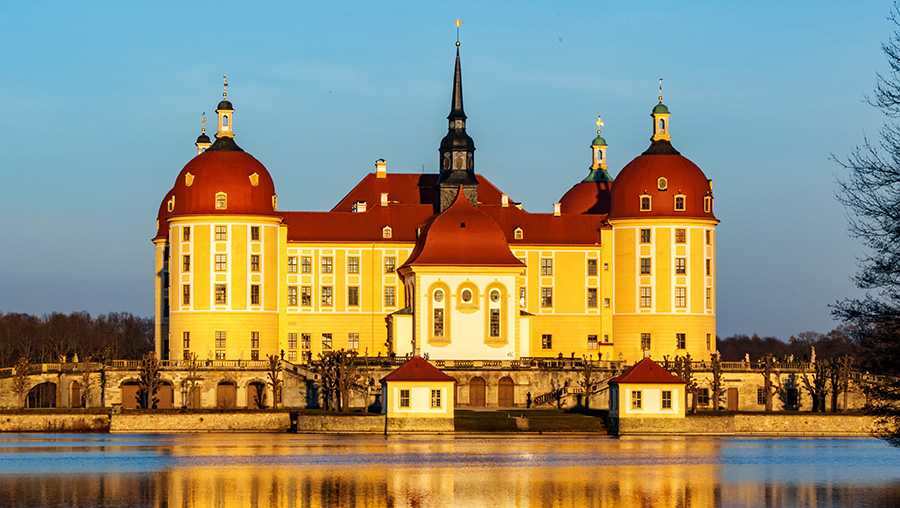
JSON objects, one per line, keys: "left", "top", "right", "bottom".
{"left": 195, "top": 112, "right": 211, "bottom": 154}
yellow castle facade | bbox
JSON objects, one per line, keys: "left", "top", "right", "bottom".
{"left": 153, "top": 52, "right": 718, "bottom": 365}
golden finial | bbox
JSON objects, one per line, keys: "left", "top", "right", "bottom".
{"left": 223, "top": 73, "right": 228, "bottom": 99}
{"left": 596, "top": 114, "right": 604, "bottom": 134}
{"left": 658, "top": 76, "right": 663, "bottom": 102}
{"left": 201, "top": 112, "right": 207, "bottom": 134}
{"left": 455, "top": 18, "right": 463, "bottom": 46}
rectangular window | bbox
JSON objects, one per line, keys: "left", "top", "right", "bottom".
{"left": 348, "top": 286, "right": 359, "bottom": 306}
{"left": 348, "top": 333, "right": 359, "bottom": 349}
{"left": 182, "top": 284, "right": 191, "bottom": 305}
{"left": 675, "top": 258, "right": 686, "bottom": 275}
{"left": 384, "top": 286, "right": 396, "bottom": 307}
{"left": 215, "top": 331, "right": 226, "bottom": 348}
{"left": 519, "top": 287, "right": 526, "bottom": 307}
{"left": 215, "top": 225, "right": 227, "bottom": 240}
{"left": 288, "top": 351, "right": 297, "bottom": 362}
{"left": 251, "top": 284, "right": 260, "bottom": 305}
{"left": 757, "top": 388, "right": 766, "bottom": 405}
{"left": 215, "top": 254, "right": 227, "bottom": 271}
{"left": 541, "top": 258, "right": 552, "bottom": 275}
{"left": 321, "top": 286, "right": 333, "bottom": 307}
{"left": 251, "top": 226, "right": 260, "bottom": 241}
{"left": 251, "top": 255, "right": 260, "bottom": 272}
{"left": 321, "top": 256, "right": 333, "bottom": 274}
{"left": 489, "top": 309, "right": 500, "bottom": 337}
{"left": 640, "top": 258, "right": 651, "bottom": 275}
{"left": 675, "top": 287, "right": 686, "bottom": 308}
{"left": 301, "top": 333, "right": 311, "bottom": 349}
{"left": 675, "top": 228, "right": 686, "bottom": 243}
{"left": 322, "top": 333, "right": 332, "bottom": 350}
{"left": 662, "top": 390, "right": 672, "bottom": 409}
{"left": 676, "top": 333, "right": 686, "bottom": 349}
{"left": 707, "top": 333, "right": 712, "bottom": 350}
{"left": 300, "top": 256, "right": 312, "bottom": 273}
{"left": 182, "top": 331, "right": 190, "bottom": 349}
{"left": 587, "top": 288, "right": 598, "bottom": 308}
{"left": 587, "top": 335, "right": 598, "bottom": 350}
{"left": 348, "top": 256, "right": 360, "bottom": 274}
{"left": 288, "top": 256, "right": 298, "bottom": 273}
{"left": 640, "top": 228, "right": 651, "bottom": 243}
{"left": 706, "top": 230, "right": 711, "bottom": 245}
{"left": 431, "top": 389, "right": 441, "bottom": 409}
{"left": 604, "top": 298, "right": 610, "bottom": 308}
{"left": 706, "top": 259, "right": 711, "bottom": 276}
{"left": 215, "top": 350, "right": 226, "bottom": 360}
{"left": 698, "top": 388, "right": 710, "bottom": 406}
{"left": 215, "top": 284, "right": 227, "bottom": 304}
{"left": 587, "top": 259, "right": 598, "bottom": 276}
{"left": 540, "top": 287, "right": 553, "bottom": 307}
{"left": 641, "top": 333, "right": 651, "bottom": 350}
{"left": 288, "top": 286, "right": 298, "bottom": 306}
{"left": 400, "top": 389, "right": 410, "bottom": 408}
{"left": 182, "top": 226, "right": 191, "bottom": 242}
{"left": 251, "top": 350, "right": 259, "bottom": 361}
{"left": 250, "top": 331, "right": 260, "bottom": 349}
{"left": 640, "top": 287, "right": 651, "bottom": 307}
{"left": 706, "top": 288, "right": 712, "bottom": 309}
{"left": 384, "top": 256, "right": 396, "bottom": 273}
{"left": 288, "top": 333, "right": 298, "bottom": 349}
{"left": 704, "top": 197, "right": 711, "bottom": 213}
{"left": 433, "top": 308, "right": 444, "bottom": 337}
{"left": 541, "top": 334, "right": 552, "bottom": 349}
{"left": 183, "top": 255, "right": 190, "bottom": 272}
{"left": 301, "top": 286, "right": 312, "bottom": 306}
{"left": 631, "top": 390, "right": 642, "bottom": 409}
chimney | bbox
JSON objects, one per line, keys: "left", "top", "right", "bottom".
{"left": 381, "top": 193, "right": 388, "bottom": 207}
{"left": 376, "top": 159, "right": 387, "bottom": 179}
{"left": 553, "top": 203, "right": 561, "bottom": 217}
{"left": 352, "top": 201, "right": 367, "bottom": 213}
{"left": 501, "top": 194, "right": 509, "bottom": 208}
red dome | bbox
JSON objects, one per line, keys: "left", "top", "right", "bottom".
{"left": 608, "top": 140, "right": 715, "bottom": 220}
{"left": 559, "top": 181, "right": 612, "bottom": 215}
{"left": 402, "top": 189, "right": 523, "bottom": 267}
{"left": 167, "top": 149, "right": 278, "bottom": 217}
{"left": 154, "top": 188, "right": 174, "bottom": 240}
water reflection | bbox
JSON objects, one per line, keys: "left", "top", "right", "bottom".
{"left": 0, "top": 434, "right": 898, "bottom": 507}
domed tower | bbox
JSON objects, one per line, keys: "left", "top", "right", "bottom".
{"left": 608, "top": 92, "right": 717, "bottom": 363}
{"left": 559, "top": 115, "right": 614, "bottom": 214}
{"left": 153, "top": 78, "right": 281, "bottom": 364}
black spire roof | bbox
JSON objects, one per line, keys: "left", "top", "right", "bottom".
{"left": 436, "top": 45, "right": 478, "bottom": 211}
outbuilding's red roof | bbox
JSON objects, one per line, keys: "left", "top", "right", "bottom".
{"left": 381, "top": 356, "right": 456, "bottom": 382}
{"left": 608, "top": 358, "right": 686, "bottom": 385}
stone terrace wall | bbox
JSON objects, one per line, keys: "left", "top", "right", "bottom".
{"left": 0, "top": 413, "right": 110, "bottom": 432}
{"left": 613, "top": 413, "right": 876, "bottom": 436}
{"left": 109, "top": 412, "right": 291, "bottom": 433}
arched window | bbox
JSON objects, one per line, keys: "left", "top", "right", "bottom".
{"left": 215, "top": 192, "right": 227, "bottom": 210}
{"left": 222, "top": 115, "right": 229, "bottom": 128}
{"left": 659, "top": 118, "right": 665, "bottom": 131}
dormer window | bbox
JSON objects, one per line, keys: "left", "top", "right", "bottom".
{"left": 185, "top": 173, "right": 194, "bottom": 187}
{"left": 704, "top": 196, "right": 712, "bottom": 213}
{"left": 167, "top": 196, "right": 175, "bottom": 213}
{"left": 640, "top": 195, "right": 652, "bottom": 211}
{"left": 382, "top": 226, "right": 392, "bottom": 239}
{"left": 657, "top": 178, "right": 667, "bottom": 191}
{"left": 514, "top": 227, "right": 524, "bottom": 240}
{"left": 674, "top": 194, "right": 686, "bottom": 211}
{"left": 249, "top": 173, "right": 259, "bottom": 187}
{"left": 215, "top": 192, "right": 227, "bottom": 210}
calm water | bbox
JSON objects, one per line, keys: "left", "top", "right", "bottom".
{"left": 0, "top": 433, "right": 898, "bottom": 507}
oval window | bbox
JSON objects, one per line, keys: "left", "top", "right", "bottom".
{"left": 461, "top": 289, "right": 472, "bottom": 303}
{"left": 434, "top": 289, "right": 444, "bottom": 303}
{"left": 490, "top": 290, "right": 500, "bottom": 303}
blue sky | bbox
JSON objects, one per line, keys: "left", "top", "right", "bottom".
{"left": 0, "top": 1, "right": 889, "bottom": 338}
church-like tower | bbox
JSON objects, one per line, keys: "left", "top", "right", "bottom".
{"left": 436, "top": 42, "right": 478, "bottom": 212}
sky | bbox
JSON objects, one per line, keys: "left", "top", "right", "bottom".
{"left": 0, "top": 0, "right": 891, "bottom": 339}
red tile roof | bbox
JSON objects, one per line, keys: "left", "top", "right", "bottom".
{"left": 608, "top": 358, "right": 686, "bottom": 385}
{"left": 381, "top": 356, "right": 456, "bottom": 382}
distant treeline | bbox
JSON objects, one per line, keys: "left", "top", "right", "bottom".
{"left": 0, "top": 311, "right": 153, "bottom": 368}
{"left": 717, "top": 326, "right": 866, "bottom": 368}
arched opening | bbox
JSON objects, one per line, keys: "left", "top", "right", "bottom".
{"left": 498, "top": 377, "right": 515, "bottom": 407}
{"left": 222, "top": 115, "right": 229, "bottom": 127}
{"left": 181, "top": 380, "right": 202, "bottom": 409}
{"left": 157, "top": 381, "right": 174, "bottom": 409}
{"left": 659, "top": 118, "right": 666, "bottom": 131}
{"left": 217, "top": 381, "right": 237, "bottom": 409}
{"left": 70, "top": 381, "right": 82, "bottom": 408}
{"left": 27, "top": 382, "right": 56, "bottom": 408}
{"left": 121, "top": 381, "right": 141, "bottom": 409}
{"left": 469, "top": 377, "right": 485, "bottom": 407}
{"left": 248, "top": 381, "right": 266, "bottom": 409}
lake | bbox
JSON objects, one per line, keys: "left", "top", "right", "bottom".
{"left": 0, "top": 433, "right": 898, "bottom": 507}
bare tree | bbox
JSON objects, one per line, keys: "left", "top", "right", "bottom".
{"left": 12, "top": 357, "right": 31, "bottom": 408}
{"left": 266, "top": 354, "right": 282, "bottom": 409}
{"left": 183, "top": 353, "right": 201, "bottom": 409}
{"left": 137, "top": 351, "right": 161, "bottom": 409}
{"left": 760, "top": 353, "right": 782, "bottom": 412}
{"left": 710, "top": 353, "right": 723, "bottom": 411}
{"left": 801, "top": 357, "right": 829, "bottom": 412}
{"left": 579, "top": 355, "right": 595, "bottom": 409}
{"left": 78, "top": 356, "right": 94, "bottom": 408}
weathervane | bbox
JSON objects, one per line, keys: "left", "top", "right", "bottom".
{"left": 456, "top": 18, "right": 463, "bottom": 47}
{"left": 596, "top": 114, "right": 604, "bottom": 134}
{"left": 223, "top": 73, "right": 228, "bottom": 99}
{"left": 201, "top": 112, "right": 207, "bottom": 133}
{"left": 658, "top": 76, "right": 663, "bottom": 102}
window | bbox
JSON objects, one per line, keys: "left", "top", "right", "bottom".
{"left": 251, "top": 255, "right": 260, "bottom": 272}
{"left": 704, "top": 196, "right": 711, "bottom": 213}
{"left": 697, "top": 388, "right": 710, "bottom": 406}
{"left": 182, "top": 284, "right": 190, "bottom": 305}
{"left": 640, "top": 287, "right": 651, "bottom": 308}
{"left": 675, "top": 287, "right": 686, "bottom": 308}
{"left": 587, "top": 335, "right": 598, "bottom": 350}
{"left": 757, "top": 388, "right": 766, "bottom": 405}
{"left": 706, "top": 230, "right": 712, "bottom": 245}
{"left": 348, "top": 256, "right": 360, "bottom": 274}
{"left": 490, "top": 290, "right": 500, "bottom": 303}
{"left": 288, "top": 333, "right": 297, "bottom": 349}
{"left": 640, "top": 229, "right": 651, "bottom": 243}
{"left": 288, "top": 351, "right": 297, "bottom": 362}
{"left": 587, "top": 288, "right": 598, "bottom": 308}
{"left": 250, "top": 331, "right": 260, "bottom": 349}
{"left": 676, "top": 333, "right": 686, "bottom": 349}
{"left": 215, "top": 225, "right": 227, "bottom": 240}
{"left": 706, "top": 288, "right": 712, "bottom": 309}
{"left": 348, "top": 286, "right": 359, "bottom": 306}
{"left": 675, "top": 228, "right": 686, "bottom": 243}
{"left": 322, "top": 333, "right": 332, "bottom": 350}
{"left": 251, "top": 285, "right": 260, "bottom": 305}
{"left": 433, "top": 308, "right": 444, "bottom": 337}
{"left": 541, "top": 258, "right": 552, "bottom": 275}
{"left": 519, "top": 287, "right": 526, "bottom": 307}
{"left": 518, "top": 258, "right": 526, "bottom": 275}
{"left": 657, "top": 177, "right": 668, "bottom": 191}
{"left": 301, "top": 333, "right": 311, "bottom": 350}
{"left": 321, "top": 286, "right": 333, "bottom": 306}
{"left": 301, "top": 286, "right": 312, "bottom": 306}
{"left": 215, "top": 350, "right": 226, "bottom": 360}
{"left": 288, "top": 256, "right": 298, "bottom": 273}
{"left": 288, "top": 286, "right": 298, "bottom": 306}
{"left": 514, "top": 228, "right": 523, "bottom": 240}
{"left": 706, "top": 259, "right": 711, "bottom": 276}
{"left": 461, "top": 289, "right": 472, "bottom": 303}
{"left": 640, "top": 195, "right": 651, "bottom": 211}
{"left": 674, "top": 195, "right": 686, "bottom": 211}
{"left": 631, "top": 390, "right": 642, "bottom": 409}
{"left": 183, "top": 255, "right": 190, "bottom": 272}
{"left": 215, "top": 331, "right": 226, "bottom": 348}
{"left": 251, "top": 226, "right": 260, "bottom": 241}
{"left": 662, "top": 390, "right": 673, "bottom": 409}
{"left": 300, "top": 256, "right": 312, "bottom": 273}
{"left": 384, "top": 286, "right": 396, "bottom": 307}
{"left": 434, "top": 289, "right": 444, "bottom": 302}
{"left": 400, "top": 389, "right": 410, "bottom": 408}
{"left": 489, "top": 309, "right": 500, "bottom": 337}
{"left": 182, "top": 331, "right": 190, "bottom": 349}
{"left": 706, "top": 334, "right": 712, "bottom": 350}
{"left": 182, "top": 227, "right": 191, "bottom": 242}
{"left": 215, "top": 193, "right": 227, "bottom": 209}
{"left": 604, "top": 298, "right": 610, "bottom": 308}
{"left": 641, "top": 333, "right": 651, "bottom": 350}
{"left": 215, "top": 254, "right": 227, "bottom": 271}
{"left": 587, "top": 259, "right": 598, "bottom": 276}
{"left": 384, "top": 257, "right": 396, "bottom": 273}
{"left": 676, "top": 258, "right": 686, "bottom": 275}
{"left": 541, "top": 334, "right": 552, "bottom": 349}
{"left": 382, "top": 226, "right": 392, "bottom": 239}
{"left": 215, "top": 284, "right": 227, "bottom": 304}
{"left": 321, "top": 256, "right": 333, "bottom": 273}
{"left": 540, "top": 288, "right": 552, "bottom": 307}
{"left": 640, "top": 258, "right": 651, "bottom": 275}
{"left": 431, "top": 389, "right": 442, "bottom": 409}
